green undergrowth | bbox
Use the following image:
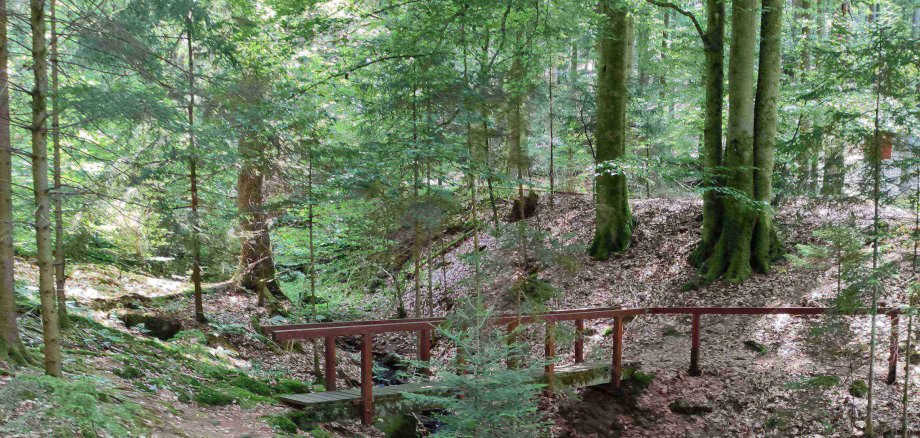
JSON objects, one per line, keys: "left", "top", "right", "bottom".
{"left": 1, "top": 312, "right": 306, "bottom": 436}
{"left": 0, "top": 374, "right": 147, "bottom": 436}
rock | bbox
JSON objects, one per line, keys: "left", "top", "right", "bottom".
{"left": 121, "top": 312, "right": 182, "bottom": 340}
{"left": 668, "top": 398, "right": 713, "bottom": 415}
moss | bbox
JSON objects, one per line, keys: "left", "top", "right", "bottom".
{"left": 265, "top": 414, "right": 298, "bottom": 434}
{"left": 113, "top": 365, "right": 144, "bottom": 380}
{"left": 193, "top": 387, "right": 237, "bottom": 406}
{"left": 309, "top": 427, "right": 333, "bottom": 438}
{"left": 274, "top": 379, "right": 310, "bottom": 394}
{"left": 229, "top": 376, "right": 273, "bottom": 396}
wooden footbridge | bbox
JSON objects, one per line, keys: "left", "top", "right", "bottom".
{"left": 262, "top": 306, "right": 903, "bottom": 425}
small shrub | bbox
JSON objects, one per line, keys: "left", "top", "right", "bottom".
{"left": 849, "top": 380, "right": 868, "bottom": 398}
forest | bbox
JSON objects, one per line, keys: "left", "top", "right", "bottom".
{"left": 0, "top": 0, "right": 917, "bottom": 436}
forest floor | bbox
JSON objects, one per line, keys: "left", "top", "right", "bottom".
{"left": 0, "top": 194, "right": 917, "bottom": 437}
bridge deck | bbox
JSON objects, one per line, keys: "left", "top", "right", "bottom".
{"left": 279, "top": 361, "right": 614, "bottom": 420}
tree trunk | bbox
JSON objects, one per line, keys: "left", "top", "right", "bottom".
{"left": 821, "top": 140, "right": 845, "bottom": 196}
{"left": 752, "top": 0, "right": 784, "bottom": 272}
{"left": 0, "top": 0, "right": 29, "bottom": 365}
{"left": 237, "top": 134, "right": 284, "bottom": 302}
{"left": 508, "top": 45, "right": 530, "bottom": 273}
{"left": 588, "top": 2, "right": 632, "bottom": 260}
{"left": 691, "top": 0, "right": 725, "bottom": 267}
{"left": 30, "top": 0, "right": 63, "bottom": 377}
{"left": 700, "top": 0, "right": 757, "bottom": 283}
{"left": 187, "top": 11, "right": 205, "bottom": 323}
{"left": 50, "top": 0, "right": 67, "bottom": 329}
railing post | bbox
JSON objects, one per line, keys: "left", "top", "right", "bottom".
{"left": 324, "top": 336, "right": 336, "bottom": 392}
{"left": 361, "top": 332, "right": 373, "bottom": 426}
{"left": 506, "top": 321, "right": 519, "bottom": 369}
{"left": 418, "top": 329, "right": 431, "bottom": 376}
{"left": 574, "top": 319, "right": 584, "bottom": 364}
{"left": 612, "top": 317, "right": 623, "bottom": 388}
{"left": 545, "top": 320, "right": 556, "bottom": 395}
{"left": 886, "top": 314, "right": 899, "bottom": 385}
{"left": 689, "top": 313, "right": 701, "bottom": 376}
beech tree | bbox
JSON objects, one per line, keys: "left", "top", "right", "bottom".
{"left": 588, "top": 1, "right": 632, "bottom": 260}
{"left": 697, "top": 0, "right": 783, "bottom": 282}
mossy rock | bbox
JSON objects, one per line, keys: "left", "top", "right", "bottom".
{"left": 229, "top": 376, "right": 273, "bottom": 396}
{"left": 849, "top": 380, "right": 868, "bottom": 398}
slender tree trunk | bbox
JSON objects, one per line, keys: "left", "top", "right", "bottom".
{"left": 306, "top": 145, "right": 321, "bottom": 380}
{"left": 752, "top": 0, "right": 783, "bottom": 272}
{"left": 548, "top": 61, "right": 555, "bottom": 207}
{"left": 0, "top": 0, "right": 29, "bottom": 365}
{"left": 700, "top": 0, "right": 757, "bottom": 283}
{"left": 588, "top": 3, "right": 632, "bottom": 260}
{"left": 461, "top": 7, "right": 480, "bottom": 298}
{"left": 50, "top": 0, "right": 67, "bottom": 329}
{"left": 507, "top": 39, "right": 530, "bottom": 279}
{"left": 692, "top": 0, "right": 726, "bottom": 268}
{"left": 412, "top": 79, "right": 422, "bottom": 317}
{"left": 865, "top": 22, "right": 883, "bottom": 433}
{"left": 30, "top": 0, "right": 62, "bottom": 377}
{"left": 187, "top": 11, "right": 205, "bottom": 324}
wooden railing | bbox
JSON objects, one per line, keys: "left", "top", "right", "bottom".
{"left": 263, "top": 306, "right": 903, "bottom": 425}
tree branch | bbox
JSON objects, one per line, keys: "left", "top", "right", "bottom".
{"left": 644, "top": 0, "right": 706, "bottom": 43}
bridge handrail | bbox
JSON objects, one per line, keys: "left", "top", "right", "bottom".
{"left": 265, "top": 305, "right": 904, "bottom": 426}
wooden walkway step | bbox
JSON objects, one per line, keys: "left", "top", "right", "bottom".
{"left": 279, "top": 361, "right": 615, "bottom": 422}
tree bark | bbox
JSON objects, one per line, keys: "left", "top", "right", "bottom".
{"left": 700, "top": 0, "right": 757, "bottom": 282}
{"left": 752, "top": 0, "right": 784, "bottom": 272}
{"left": 691, "top": 0, "right": 725, "bottom": 267}
{"left": 0, "top": 0, "right": 29, "bottom": 366}
{"left": 30, "top": 0, "right": 63, "bottom": 376}
{"left": 588, "top": 2, "right": 632, "bottom": 260}
{"left": 50, "top": 0, "right": 67, "bottom": 329}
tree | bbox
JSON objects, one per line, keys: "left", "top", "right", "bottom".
{"left": 236, "top": 75, "right": 285, "bottom": 303}
{"left": 50, "top": 0, "right": 67, "bottom": 329}
{"left": 697, "top": 0, "right": 783, "bottom": 283}
{"left": 0, "top": 0, "right": 29, "bottom": 366}
{"left": 187, "top": 9, "right": 205, "bottom": 323}
{"left": 588, "top": 1, "right": 632, "bottom": 260}
{"left": 30, "top": 0, "right": 63, "bottom": 377}
{"left": 752, "top": 0, "right": 784, "bottom": 272}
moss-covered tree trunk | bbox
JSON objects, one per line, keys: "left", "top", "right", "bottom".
{"left": 30, "top": 0, "right": 62, "bottom": 376}
{"left": 752, "top": 0, "right": 784, "bottom": 272}
{"left": 692, "top": 0, "right": 726, "bottom": 267}
{"left": 700, "top": 0, "right": 757, "bottom": 282}
{"left": 588, "top": 3, "right": 632, "bottom": 260}
{"left": 0, "top": 0, "right": 30, "bottom": 366}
